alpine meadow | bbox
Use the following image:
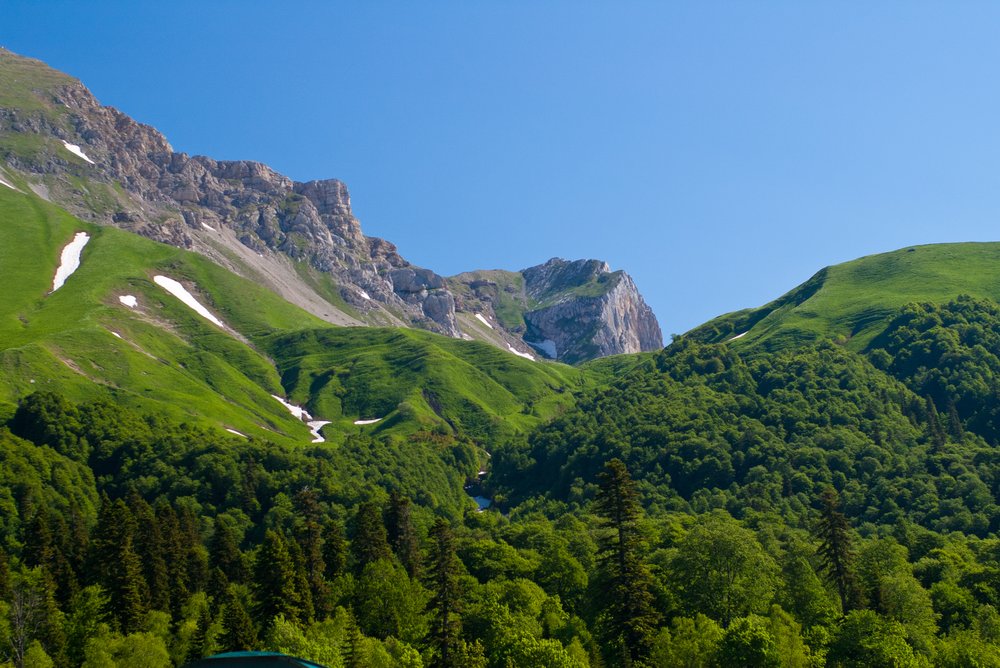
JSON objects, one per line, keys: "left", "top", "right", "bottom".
{"left": 5, "top": 12, "right": 1000, "bottom": 668}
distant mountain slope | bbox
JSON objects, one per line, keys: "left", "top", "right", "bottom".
{"left": 0, "top": 47, "right": 660, "bottom": 362}
{"left": 687, "top": 242, "right": 1000, "bottom": 352}
{"left": 0, "top": 184, "right": 588, "bottom": 443}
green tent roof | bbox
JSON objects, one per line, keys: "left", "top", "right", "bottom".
{"left": 182, "top": 652, "right": 328, "bottom": 667}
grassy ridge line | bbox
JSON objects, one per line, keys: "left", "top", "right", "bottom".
{"left": 266, "top": 327, "right": 588, "bottom": 442}
{"left": 688, "top": 242, "right": 1000, "bottom": 352}
{"left": 0, "top": 186, "right": 330, "bottom": 441}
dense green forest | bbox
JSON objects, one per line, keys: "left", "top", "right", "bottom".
{"left": 6, "top": 296, "right": 1000, "bottom": 667}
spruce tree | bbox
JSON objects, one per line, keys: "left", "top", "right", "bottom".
{"left": 594, "top": 458, "right": 660, "bottom": 667}
{"left": 219, "top": 593, "right": 258, "bottom": 652}
{"left": 155, "top": 499, "right": 190, "bottom": 618}
{"left": 252, "top": 530, "right": 306, "bottom": 627}
{"left": 323, "top": 520, "right": 347, "bottom": 580}
{"left": 353, "top": 501, "right": 391, "bottom": 569}
{"left": 209, "top": 522, "right": 247, "bottom": 584}
{"left": 386, "top": 491, "right": 422, "bottom": 579}
{"left": 293, "top": 488, "right": 330, "bottom": 618}
{"left": 128, "top": 490, "right": 170, "bottom": 611}
{"left": 426, "top": 518, "right": 461, "bottom": 668}
{"left": 815, "top": 487, "right": 864, "bottom": 613}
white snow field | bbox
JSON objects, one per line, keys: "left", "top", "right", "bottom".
{"left": 271, "top": 394, "right": 313, "bottom": 421}
{"left": 61, "top": 141, "right": 95, "bottom": 164}
{"left": 201, "top": 223, "right": 216, "bottom": 232}
{"left": 51, "top": 232, "right": 90, "bottom": 292}
{"left": 153, "top": 276, "right": 225, "bottom": 327}
{"left": 527, "top": 339, "right": 557, "bottom": 358}
{"left": 507, "top": 344, "right": 535, "bottom": 361}
{"left": 475, "top": 313, "right": 493, "bottom": 329}
{"left": 727, "top": 331, "right": 748, "bottom": 342}
{"left": 308, "top": 420, "right": 331, "bottom": 443}
{"left": 119, "top": 295, "right": 138, "bottom": 308}
{"left": 359, "top": 290, "right": 372, "bottom": 300}
{"left": 0, "top": 175, "right": 16, "bottom": 190}
{"left": 271, "top": 395, "right": 335, "bottom": 443}
{"left": 110, "top": 331, "right": 123, "bottom": 339}
{"left": 354, "top": 418, "right": 382, "bottom": 425}
{"left": 225, "top": 428, "right": 248, "bottom": 438}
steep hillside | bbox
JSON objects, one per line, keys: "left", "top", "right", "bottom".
{"left": 0, "top": 47, "right": 660, "bottom": 363}
{"left": 687, "top": 242, "right": 1000, "bottom": 352}
{"left": 0, "top": 184, "right": 589, "bottom": 444}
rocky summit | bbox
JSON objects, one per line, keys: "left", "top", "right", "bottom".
{"left": 0, "top": 48, "right": 661, "bottom": 362}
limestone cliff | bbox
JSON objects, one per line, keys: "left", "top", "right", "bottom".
{"left": 0, "top": 48, "right": 661, "bottom": 361}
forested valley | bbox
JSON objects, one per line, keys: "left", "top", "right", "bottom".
{"left": 6, "top": 297, "right": 1000, "bottom": 667}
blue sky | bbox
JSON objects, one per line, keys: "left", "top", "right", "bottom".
{"left": 5, "top": 1, "right": 1000, "bottom": 335}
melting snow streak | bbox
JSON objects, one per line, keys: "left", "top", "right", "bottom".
{"left": 61, "top": 141, "right": 95, "bottom": 164}
{"left": 51, "top": 232, "right": 90, "bottom": 292}
{"left": 153, "top": 276, "right": 225, "bottom": 327}
{"left": 119, "top": 295, "right": 138, "bottom": 308}
{"left": 507, "top": 344, "right": 535, "bottom": 361}
{"left": 475, "top": 313, "right": 493, "bottom": 329}
{"left": 354, "top": 418, "right": 382, "bottom": 425}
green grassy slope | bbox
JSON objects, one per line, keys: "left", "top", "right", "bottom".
{"left": 687, "top": 243, "right": 1000, "bottom": 352}
{"left": 2, "top": 185, "right": 591, "bottom": 445}
{"left": 265, "top": 326, "right": 586, "bottom": 444}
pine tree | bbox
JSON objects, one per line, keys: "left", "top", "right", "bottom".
{"left": 593, "top": 458, "right": 660, "bottom": 667}
{"left": 155, "top": 499, "right": 190, "bottom": 618}
{"left": 209, "top": 522, "right": 247, "bottom": 584}
{"left": 815, "top": 487, "right": 864, "bottom": 613}
{"left": 252, "top": 530, "right": 306, "bottom": 628}
{"left": 353, "top": 501, "right": 391, "bottom": 569}
{"left": 426, "top": 518, "right": 462, "bottom": 668}
{"left": 386, "top": 491, "right": 422, "bottom": 579}
{"left": 323, "top": 520, "right": 347, "bottom": 580}
{"left": 341, "top": 611, "right": 365, "bottom": 668}
{"left": 293, "top": 488, "right": 330, "bottom": 618}
{"left": 219, "top": 593, "right": 258, "bottom": 652}
{"left": 188, "top": 605, "right": 213, "bottom": 663}
{"left": 128, "top": 490, "right": 170, "bottom": 611}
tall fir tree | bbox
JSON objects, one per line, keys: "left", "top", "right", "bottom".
{"left": 815, "top": 487, "right": 864, "bottom": 613}
{"left": 426, "top": 518, "right": 462, "bottom": 668}
{"left": 386, "top": 491, "right": 422, "bottom": 579}
{"left": 353, "top": 501, "right": 391, "bottom": 570}
{"left": 593, "top": 458, "right": 660, "bottom": 667}
{"left": 293, "top": 488, "right": 330, "bottom": 618}
{"left": 209, "top": 522, "right": 248, "bottom": 584}
{"left": 128, "top": 490, "right": 170, "bottom": 612}
{"left": 219, "top": 593, "right": 258, "bottom": 652}
{"left": 323, "top": 520, "right": 347, "bottom": 580}
{"left": 252, "top": 530, "right": 307, "bottom": 628}
{"left": 155, "top": 499, "right": 190, "bottom": 618}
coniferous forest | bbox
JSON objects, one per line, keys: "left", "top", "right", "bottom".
{"left": 5, "top": 296, "right": 1000, "bottom": 666}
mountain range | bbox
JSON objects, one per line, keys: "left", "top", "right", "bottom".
{"left": 0, "top": 47, "right": 662, "bottom": 365}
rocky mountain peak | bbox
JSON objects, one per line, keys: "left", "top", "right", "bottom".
{"left": 0, "top": 48, "right": 659, "bottom": 362}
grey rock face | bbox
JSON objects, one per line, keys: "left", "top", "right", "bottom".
{"left": 523, "top": 261, "right": 663, "bottom": 363}
{"left": 0, "top": 48, "right": 659, "bottom": 359}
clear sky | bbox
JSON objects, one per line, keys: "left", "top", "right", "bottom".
{"left": 5, "top": 1, "right": 1000, "bottom": 335}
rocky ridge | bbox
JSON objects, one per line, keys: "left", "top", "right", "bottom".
{"left": 0, "top": 48, "right": 661, "bottom": 361}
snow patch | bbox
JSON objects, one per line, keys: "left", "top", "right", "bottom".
{"left": 354, "top": 418, "right": 382, "bottom": 425}
{"left": 526, "top": 339, "right": 557, "bottom": 359}
{"left": 271, "top": 394, "right": 313, "bottom": 421}
{"left": 0, "top": 175, "right": 15, "bottom": 190}
{"left": 61, "top": 141, "right": 95, "bottom": 164}
{"left": 475, "top": 313, "right": 493, "bottom": 329}
{"left": 507, "top": 344, "right": 535, "bottom": 361}
{"left": 727, "top": 331, "right": 748, "bottom": 342}
{"left": 225, "top": 428, "right": 247, "bottom": 438}
{"left": 111, "top": 331, "right": 122, "bottom": 339}
{"left": 359, "top": 290, "right": 371, "bottom": 300}
{"left": 51, "top": 232, "right": 90, "bottom": 292}
{"left": 201, "top": 223, "right": 216, "bottom": 232}
{"left": 153, "top": 275, "right": 225, "bottom": 327}
{"left": 308, "top": 420, "right": 331, "bottom": 443}
{"left": 119, "top": 295, "right": 138, "bottom": 308}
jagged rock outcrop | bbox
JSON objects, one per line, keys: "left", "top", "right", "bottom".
{"left": 0, "top": 48, "right": 663, "bottom": 359}
{"left": 451, "top": 258, "right": 663, "bottom": 364}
